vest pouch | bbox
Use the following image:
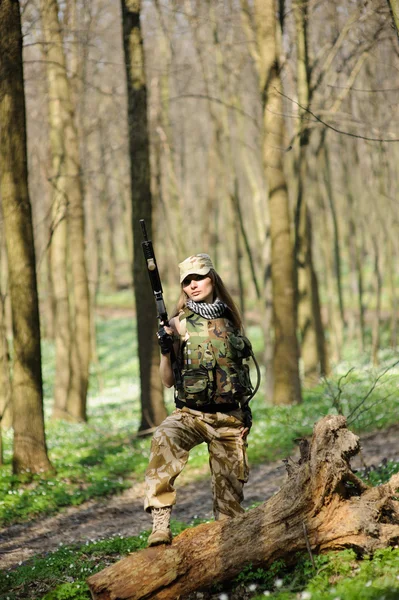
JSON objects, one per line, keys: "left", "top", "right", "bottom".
{"left": 217, "top": 363, "right": 252, "bottom": 398}
{"left": 237, "top": 363, "right": 253, "bottom": 394}
{"left": 228, "top": 334, "right": 253, "bottom": 360}
{"left": 182, "top": 368, "right": 210, "bottom": 404}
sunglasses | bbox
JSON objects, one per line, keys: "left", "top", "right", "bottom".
{"left": 182, "top": 274, "right": 208, "bottom": 286}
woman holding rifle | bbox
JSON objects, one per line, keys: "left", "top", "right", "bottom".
{"left": 144, "top": 253, "right": 255, "bottom": 546}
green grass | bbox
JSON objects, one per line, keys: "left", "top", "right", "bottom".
{"left": 1, "top": 318, "right": 399, "bottom": 526}
{"left": 1, "top": 316, "right": 399, "bottom": 599}
{"left": 0, "top": 520, "right": 193, "bottom": 600}
{"left": 238, "top": 547, "right": 399, "bottom": 599}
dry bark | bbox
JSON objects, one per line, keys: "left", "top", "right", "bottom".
{"left": 87, "top": 415, "right": 399, "bottom": 599}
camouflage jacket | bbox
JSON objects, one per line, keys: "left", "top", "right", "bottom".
{"left": 176, "top": 308, "right": 252, "bottom": 411}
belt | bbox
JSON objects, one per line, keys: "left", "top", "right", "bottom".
{"left": 175, "top": 399, "right": 240, "bottom": 414}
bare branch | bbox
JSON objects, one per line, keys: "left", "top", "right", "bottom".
{"left": 278, "top": 88, "right": 399, "bottom": 143}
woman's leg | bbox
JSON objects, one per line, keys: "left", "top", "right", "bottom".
{"left": 144, "top": 410, "right": 203, "bottom": 512}
{"left": 208, "top": 413, "right": 249, "bottom": 519}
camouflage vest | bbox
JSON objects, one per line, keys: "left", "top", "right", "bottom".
{"left": 176, "top": 308, "right": 253, "bottom": 412}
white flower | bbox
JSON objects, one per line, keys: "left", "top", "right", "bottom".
{"left": 248, "top": 583, "right": 257, "bottom": 591}
{"left": 218, "top": 594, "right": 229, "bottom": 600}
{"left": 365, "top": 581, "right": 372, "bottom": 587}
{"left": 263, "top": 592, "right": 271, "bottom": 597}
{"left": 274, "top": 578, "right": 283, "bottom": 588}
{"left": 300, "top": 592, "right": 312, "bottom": 600}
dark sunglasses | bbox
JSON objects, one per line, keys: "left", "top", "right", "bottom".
{"left": 182, "top": 274, "right": 208, "bottom": 286}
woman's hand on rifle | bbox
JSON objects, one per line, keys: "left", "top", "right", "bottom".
{"left": 157, "top": 325, "right": 174, "bottom": 355}
{"left": 157, "top": 319, "right": 179, "bottom": 388}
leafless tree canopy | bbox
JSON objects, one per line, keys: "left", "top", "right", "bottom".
{"left": 0, "top": 0, "right": 397, "bottom": 427}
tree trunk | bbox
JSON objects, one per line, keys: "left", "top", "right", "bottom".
{"left": 0, "top": 0, "right": 53, "bottom": 474}
{"left": 62, "top": 42, "right": 91, "bottom": 422}
{"left": 297, "top": 201, "right": 328, "bottom": 386}
{"left": 231, "top": 180, "right": 262, "bottom": 303}
{"left": 0, "top": 234, "right": 12, "bottom": 438}
{"left": 41, "top": 0, "right": 91, "bottom": 422}
{"left": 344, "top": 143, "right": 366, "bottom": 353}
{"left": 294, "top": 0, "right": 328, "bottom": 386}
{"left": 0, "top": 283, "right": 12, "bottom": 466}
{"left": 88, "top": 414, "right": 399, "bottom": 599}
{"left": 0, "top": 286, "right": 12, "bottom": 439}
{"left": 386, "top": 0, "right": 399, "bottom": 40}
{"left": 297, "top": 205, "right": 329, "bottom": 385}
{"left": 50, "top": 190, "right": 72, "bottom": 420}
{"left": 371, "top": 237, "right": 382, "bottom": 366}
{"left": 388, "top": 240, "right": 398, "bottom": 348}
{"left": 98, "top": 121, "right": 117, "bottom": 291}
{"left": 40, "top": 0, "right": 72, "bottom": 418}
{"left": 38, "top": 159, "right": 55, "bottom": 341}
{"left": 121, "top": 0, "right": 167, "bottom": 432}
{"left": 320, "top": 144, "right": 346, "bottom": 330}
{"left": 318, "top": 176, "right": 343, "bottom": 363}
{"left": 253, "top": 0, "right": 302, "bottom": 405}
{"left": 233, "top": 211, "right": 245, "bottom": 317}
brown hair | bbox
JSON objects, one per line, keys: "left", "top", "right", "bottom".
{"left": 170, "top": 269, "right": 243, "bottom": 330}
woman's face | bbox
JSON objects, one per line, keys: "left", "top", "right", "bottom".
{"left": 182, "top": 274, "right": 214, "bottom": 303}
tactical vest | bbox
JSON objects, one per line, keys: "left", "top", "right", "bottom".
{"left": 175, "top": 309, "right": 253, "bottom": 413}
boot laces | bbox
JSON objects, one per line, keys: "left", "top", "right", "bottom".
{"left": 152, "top": 507, "right": 171, "bottom": 529}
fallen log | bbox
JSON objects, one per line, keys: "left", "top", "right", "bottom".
{"left": 87, "top": 415, "right": 399, "bottom": 600}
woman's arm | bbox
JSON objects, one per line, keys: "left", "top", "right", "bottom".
{"left": 159, "top": 317, "right": 180, "bottom": 388}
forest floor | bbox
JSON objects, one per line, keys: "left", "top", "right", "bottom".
{"left": 1, "top": 424, "right": 399, "bottom": 574}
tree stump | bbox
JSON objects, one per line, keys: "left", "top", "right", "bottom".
{"left": 87, "top": 415, "right": 399, "bottom": 600}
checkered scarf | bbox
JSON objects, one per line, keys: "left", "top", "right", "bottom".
{"left": 186, "top": 297, "right": 226, "bottom": 319}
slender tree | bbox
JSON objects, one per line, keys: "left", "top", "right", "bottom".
{"left": 241, "top": 0, "right": 302, "bottom": 404}
{"left": 40, "top": 0, "right": 91, "bottom": 421}
{"left": 0, "top": 0, "right": 52, "bottom": 474}
{"left": 293, "top": 0, "right": 328, "bottom": 385}
{"left": 120, "top": 0, "right": 167, "bottom": 431}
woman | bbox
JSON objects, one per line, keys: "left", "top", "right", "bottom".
{"left": 144, "top": 253, "right": 254, "bottom": 546}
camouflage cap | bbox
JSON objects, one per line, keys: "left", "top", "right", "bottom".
{"left": 179, "top": 253, "right": 214, "bottom": 283}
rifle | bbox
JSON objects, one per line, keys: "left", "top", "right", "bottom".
{"left": 140, "top": 219, "right": 182, "bottom": 390}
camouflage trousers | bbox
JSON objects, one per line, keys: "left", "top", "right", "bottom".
{"left": 144, "top": 407, "right": 249, "bottom": 519}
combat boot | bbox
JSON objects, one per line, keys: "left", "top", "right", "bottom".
{"left": 148, "top": 506, "right": 172, "bottom": 546}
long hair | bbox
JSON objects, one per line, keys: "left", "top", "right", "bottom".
{"left": 170, "top": 269, "right": 243, "bottom": 331}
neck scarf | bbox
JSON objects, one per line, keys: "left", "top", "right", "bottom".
{"left": 186, "top": 297, "right": 226, "bottom": 320}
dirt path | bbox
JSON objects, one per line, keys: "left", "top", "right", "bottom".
{"left": 1, "top": 425, "right": 398, "bottom": 570}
